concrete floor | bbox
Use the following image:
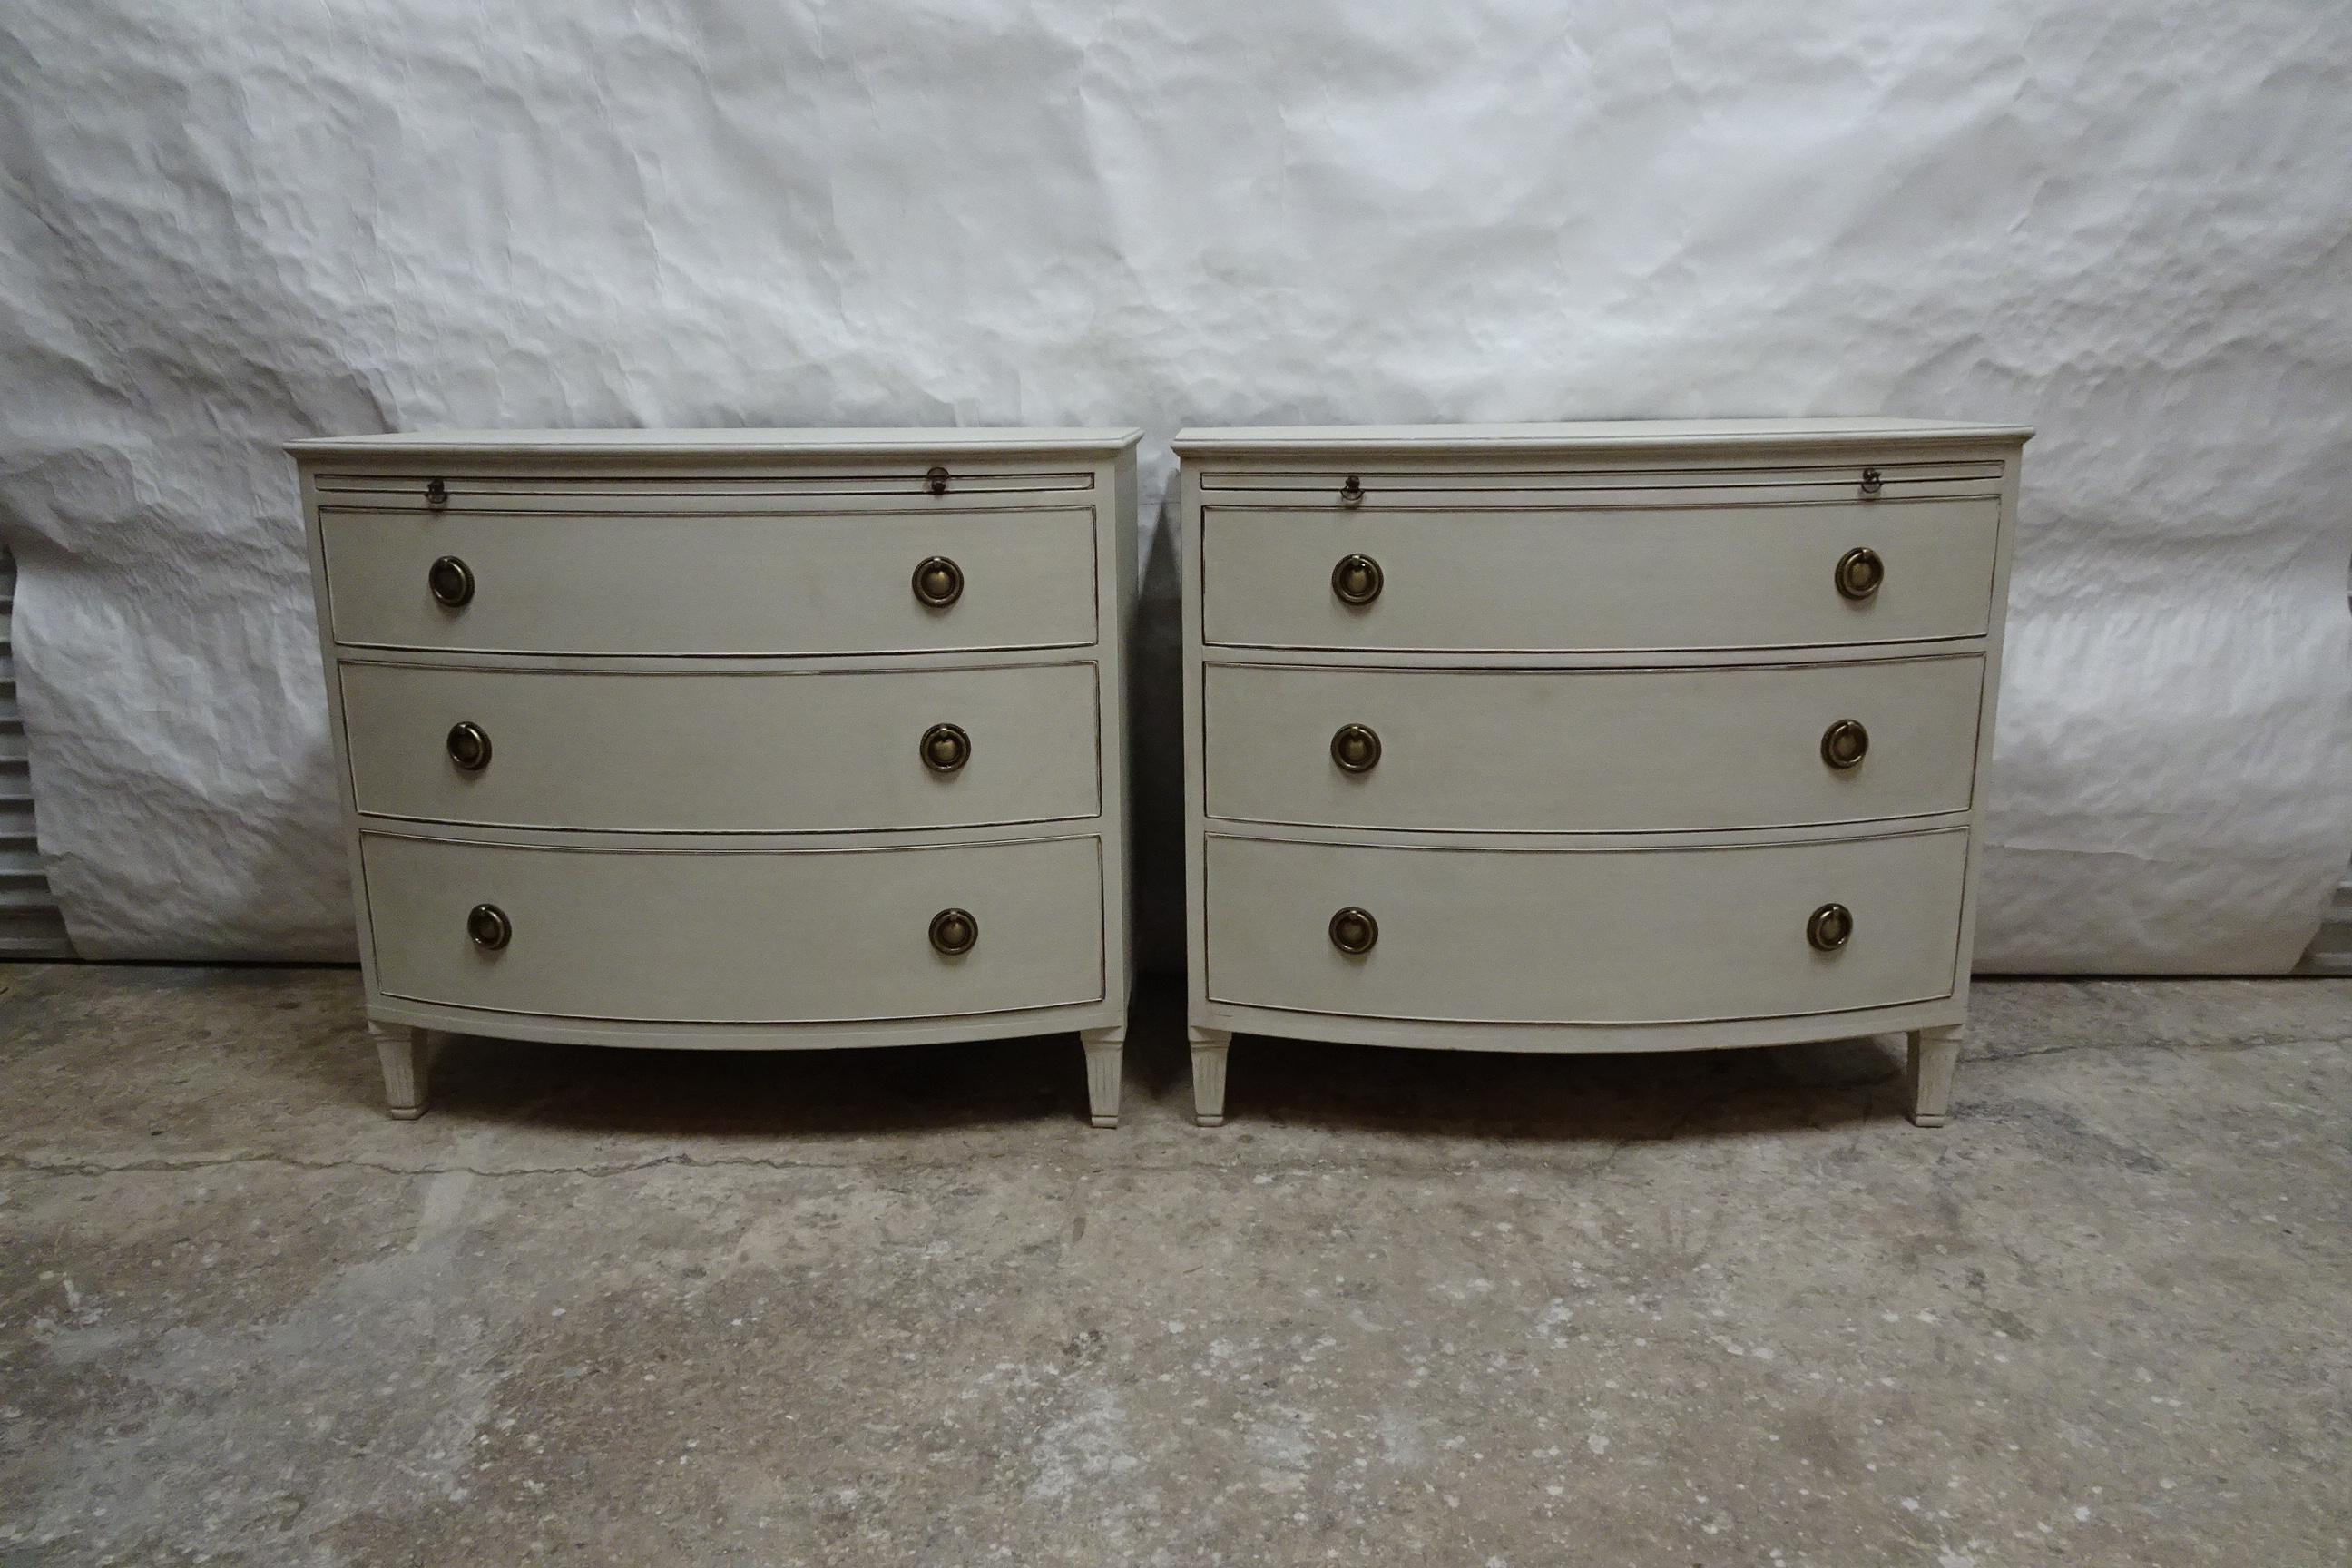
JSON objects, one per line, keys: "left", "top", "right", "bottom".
{"left": 0, "top": 966, "right": 2345, "bottom": 1566}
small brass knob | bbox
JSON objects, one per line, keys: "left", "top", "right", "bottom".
{"left": 1330, "top": 723, "right": 1381, "bottom": 773}
{"left": 912, "top": 556, "right": 964, "bottom": 608}
{"left": 427, "top": 555, "right": 475, "bottom": 608}
{"left": 1835, "top": 546, "right": 1884, "bottom": 602}
{"left": 1820, "top": 719, "right": 1869, "bottom": 770}
{"left": 929, "top": 907, "right": 978, "bottom": 956}
{"left": 466, "top": 903, "right": 511, "bottom": 951}
{"left": 921, "top": 722, "right": 971, "bottom": 773}
{"left": 1328, "top": 906, "right": 1378, "bottom": 956}
{"left": 926, "top": 465, "right": 950, "bottom": 496}
{"left": 1339, "top": 475, "right": 1365, "bottom": 507}
{"left": 425, "top": 477, "right": 449, "bottom": 508}
{"left": 1859, "top": 466, "right": 1884, "bottom": 497}
{"left": 446, "top": 721, "right": 492, "bottom": 772}
{"left": 1807, "top": 903, "right": 1853, "bottom": 953}
{"left": 1331, "top": 554, "right": 1384, "bottom": 605}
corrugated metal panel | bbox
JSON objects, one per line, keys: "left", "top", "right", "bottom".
{"left": 0, "top": 547, "right": 75, "bottom": 958}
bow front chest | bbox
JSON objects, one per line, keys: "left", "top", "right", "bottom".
{"left": 292, "top": 428, "right": 1140, "bottom": 1123}
{"left": 1174, "top": 418, "right": 2029, "bottom": 1126}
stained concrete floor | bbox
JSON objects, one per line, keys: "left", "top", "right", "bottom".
{"left": 0, "top": 965, "right": 2346, "bottom": 1566}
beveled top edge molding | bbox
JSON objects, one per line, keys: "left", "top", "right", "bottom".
{"left": 287, "top": 426, "right": 1146, "bottom": 460}
{"left": 1173, "top": 417, "right": 2034, "bottom": 456}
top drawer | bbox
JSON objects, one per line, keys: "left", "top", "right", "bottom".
{"left": 318, "top": 506, "right": 1098, "bottom": 655}
{"left": 1200, "top": 497, "right": 1999, "bottom": 652}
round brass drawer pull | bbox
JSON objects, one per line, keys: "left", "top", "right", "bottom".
{"left": 1331, "top": 554, "right": 1384, "bottom": 605}
{"left": 1835, "top": 546, "right": 1884, "bottom": 602}
{"left": 1859, "top": 466, "right": 1884, "bottom": 496}
{"left": 1820, "top": 719, "right": 1869, "bottom": 770}
{"left": 1328, "top": 906, "right": 1378, "bottom": 956}
{"left": 1330, "top": 723, "right": 1381, "bottom": 773}
{"left": 446, "top": 721, "right": 493, "bottom": 772}
{"left": 921, "top": 722, "right": 971, "bottom": 773}
{"left": 466, "top": 903, "right": 511, "bottom": 951}
{"left": 1808, "top": 903, "right": 1853, "bottom": 953}
{"left": 912, "top": 555, "right": 964, "bottom": 608}
{"left": 929, "top": 907, "right": 978, "bottom": 956}
{"left": 427, "top": 555, "right": 475, "bottom": 608}
{"left": 1339, "top": 475, "right": 1365, "bottom": 507}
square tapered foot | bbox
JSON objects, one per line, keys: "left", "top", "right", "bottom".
{"left": 1189, "top": 1027, "right": 1230, "bottom": 1126}
{"left": 1906, "top": 1025, "right": 1962, "bottom": 1127}
{"left": 1080, "top": 1025, "right": 1124, "bottom": 1129}
{"left": 371, "top": 1024, "right": 431, "bottom": 1120}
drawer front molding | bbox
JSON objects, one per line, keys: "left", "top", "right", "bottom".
{"left": 340, "top": 661, "right": 1102, "bottom": 833}
{"left": 1201, "top": 497, "right": 1998, "bottom": 652}
{"left": 1202, "top": 656, "right": 1984, "bottom": 833}
{"left": 364, "top": 832, "right": 1106, "bottom": 1024}
{"left": 322, "top": 505, "right": 1097, "bottom": 655}
{"left": 1202, "top": 830, "right": 1968, "bottom": 1024}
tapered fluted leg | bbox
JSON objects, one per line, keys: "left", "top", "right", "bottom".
{"left": 1189, "top": 1026, "right": 1231, "bottom": 1127}
{"left": 1079, "top": 1025, "right": 1125, "bottom": 1129}
{"left": 1906, "top": 1025, "right": 1962, "bottom": 1128}
{"left": 371, "top": 1024, "right": 430, "bottom": 1120}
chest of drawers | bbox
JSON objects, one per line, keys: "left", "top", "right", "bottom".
{"left": 291, "top": 428, "right": 1141, "bottom": 1124}
{"left": 1175, "top": 418, "right": 2029, "bottom": 1127}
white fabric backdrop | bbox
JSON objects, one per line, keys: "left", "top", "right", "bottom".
{"left": 2, "top": 0, "right": 2346, "bottom": 968}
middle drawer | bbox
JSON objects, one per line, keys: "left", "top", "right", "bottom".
{"left": 341, "top": 662, "right": 1101, "bottom": 831}
{"left": 1203, "top": 656, "right": 1983, "bottom": 832}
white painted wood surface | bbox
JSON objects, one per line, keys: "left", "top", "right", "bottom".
{"left": 1202, "top": 656, "right": 1984, "bottom": 833}
{"left": 1180, "top": 418, "right": 2027, "bottom": 1126}
{"left": 1201, "top": 497, "right": 2000, "bottom": 652}
{"left": 363, "top": 832, "right": 1105, "bottom": 1023}
{"left": 1203, "top": 831, "right": 1968, "bottom": 1024}
{"left": 296, "top": 429, "right": 1140, "bottom": 1120}
{"left": 321, "top": 505, "right": 1099, "bottom": 655}
{"left": 340, "top": 661, "right": 1100, "bottom": 832}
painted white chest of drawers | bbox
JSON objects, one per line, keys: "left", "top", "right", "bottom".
{"left": 1174, "top": 418, "right": 2030, "bottom": 1127}
{"left": 290, "top": 428, "right": 1141, "bottom": 1124}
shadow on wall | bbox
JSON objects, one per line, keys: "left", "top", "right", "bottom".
{"left": 1130, "top": 488, "right": 1187, "bottom": 978}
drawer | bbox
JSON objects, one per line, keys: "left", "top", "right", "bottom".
{"left": 1200, "top": 497, "right": 1998, "bottom": 651}
{"left": 320, "top": 506, "right": 1097, "bottom": 654}
{"left": 364, "top": 834, "right": 1104, "bottom": 1023}
{"left": 341, "top": 662, "right": 1100, "bottom": 832}
{"left": 1203, "top": 657, "right": 1983, "bottom": 832}
{"left": 1203, "top": 830, "right": 1967, "bottom": 1024}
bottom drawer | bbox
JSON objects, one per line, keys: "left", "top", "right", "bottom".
{"left": 364, "top": 834, "right": 1104, "bottom": 1023}
{"left": 1203, "top": 831, "right": 1966, "bottom": 1024}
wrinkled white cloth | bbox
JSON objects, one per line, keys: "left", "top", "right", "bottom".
{"left": 1, "top": 0, "right": 2346, "bottom": 966}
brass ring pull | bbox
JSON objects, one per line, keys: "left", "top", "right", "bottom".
{"left": 1330, "top": 723, "right": 1381, "bottom": 773}
{"left": 929, "top": 907, "right": 978, "bottom": 956}
{"left": 467, "top": 903, "right": 511, "bottom": 951}
{"left": 427, "top": 555, "right": 475, "bottom": 608}
{"left": 1339, "top": 475, "right": 1365, "bottom": 507}
{"left": 1859, "top": 466, "right": 1884, "bottom": 497}
{"left": 920, "top": 722, "right": 971, "bottom": 773}
{"left": 1820, "top": 719, "right": 1868, "bottom": 770}
{"left": 926, "top": 466, "right": 950, "bottom": 496}
{"left": 425, "top": 477, "right": 449, "bottom": 508}
{"left": 1834, "top": 546, "right": 1884, "bottom": 602}
{"left": 1807, "top": 903, "right": 1853, "bottom": 953}
{"left": 912, "top": 556, "right": 964, "bottom": 608}
{"left": 1331, "top": 554, "right": 1383, "bottom": 605}
{"left": 446, "top": 721, "right": 493, "bottom": 772}
{"left": 1328, "top": 906, "right": 1378, "bottom": 956}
